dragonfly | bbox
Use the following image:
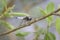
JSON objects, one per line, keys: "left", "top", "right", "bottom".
{"left": 16, "top": 16, "right": 32, "bottom": 25}
{"left": 16, "top": 16, "right": 32, "bottom": 21}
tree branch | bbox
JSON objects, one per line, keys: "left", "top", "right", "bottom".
{"left": 53, "top": 13, "right": 60, "bottom": 16}
{"left": 0, "top": 8, "right": 60, "bottom": 36}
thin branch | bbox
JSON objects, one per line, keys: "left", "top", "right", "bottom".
{"left": 2, "top": 0, "right": 15, "bottom": 13}
{"left": 53, "top": 13, "right": 60, "bottom": 16}
{"left": 0, "top": 0, "right": 15, "bottom": 19}
{"left": 0, "top": 8, "right": 60, "bottom": 36}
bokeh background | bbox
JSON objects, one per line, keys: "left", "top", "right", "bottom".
{"left": 0, "top": 0, "right": 60, "bottom": 40}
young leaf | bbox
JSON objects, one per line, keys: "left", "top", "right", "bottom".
{"left": 40, "top": 8, "right": 52, "bottom": 25}
{"left": 9, "top": 12, "right": 30, "bottom": 17}
{"left": 44, "top": 32, "right": 56, "bottom": 40}
{"left": 0, "top": 0, "right": 7, "bottom": 7}
{"left": 46, "top": 2, "right": 55, "bottom": 13}
{"left": 56, "top": 18, "right": 60, "bottom": 34}
{"left": 16, "top": 32, "right": 30, "bottom": 37}
{"left": 0, "top": 20, "right": 14, "bottom": 30}
{"left": 46, "top": 16, "right": 52, "bottom": 26}
{"left": 2, "top": 0, "right": 7, "bottom": 7}
{"left": 4, "top": 12, "right": 29, "bottom": 17}
{"left": 4, "top": 12, "right": 30, "bottom": 18}
{"left": 40, "top": 8, "right": 47, "bottom": 15}
{"left": 4, "top": 13, "right": 12, "bottom": 18}
{"left": 0, "top": 0, "right": 7, "bottom": 13}
{"left": 46, "top": 2, "right": 54, "bottom": 25}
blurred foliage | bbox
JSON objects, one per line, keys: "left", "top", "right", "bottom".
{"left": 46, "top": 2, "right": 55, "bottom": 13}
{"left": 44, "top": 32, "right": 56, "bottom": 40}
{"left": 0, "top": 20, "right": 14, "bottom": 29}
{"left": 56, "top": 18, "right": 60, "bottom": 34}
{"left": 16, "top": 32, "right": 30, "bottom": 37}
{"left": 40, "top": 2, "right": 56, "bottom": 40}
{"left": 0, "top": 0, "right": 7, "bottom": 13}
{"left": 34, "top": 24, "right": 45, "bottom": 40}
{"left": 16, "top": 31, "right": 30, "bottom": 40}
{"left": 40, "top": 2, "right": 55, "bottom": 26}
{"left": 4, "top": 12, "right": 30, "bottom": 18}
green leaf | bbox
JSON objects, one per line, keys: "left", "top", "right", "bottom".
{"left": 0, "top": 0, "right": 7, "bottom": 7}
{"left": 4, "top": 13, "right": 12, "bottom": 18}
{"left": 46, "top": 16, "right": 52, "bottom": 25}
{"left": 16, "top": 32, "right": 30, "bottom": 37}
{"left": 1, "top": 0, "right": 7, "bottom": 6}
{"left": 44, "top": 32, "right": 56, "bottom": 40}
{"left": 0, "top": 20, "right": 14, "bottom": 30}
{"left": 46, "top": 2, "right": 54, "bottom": 25}
{"left": 56, "top": 18, "right": 60, "bottom": 34}
{"left": 0, "top": 0, "right": 7, "bottom": 13}
{"left": 9, "top": 12, "right": 30, "bottom": 17}
{"left": 46, "top": 2, "right": 55, "bottom": 13}
{"left": 40, "top": 8, "right": 52, "bottom": 25}
{"left": 40, "top": 8, "right": 47, "bottom": 15}
{"left": 4, "top": 12, "right": 29, "bottom": 18}
{"left": 1, "top": 0, "right": 7, "bottom": 7}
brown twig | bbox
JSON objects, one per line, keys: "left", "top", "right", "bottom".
{"left": 2, "top": 0, "right": 15, "bottom": 13}
{"left": 0, "top": 0, "right": 15, "bottom": 19}
{"left": 53, "top": 13, "right": 60, "bottom": 16}
{"left": 0, "top": 8, "right": 60, "bottom": 36}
